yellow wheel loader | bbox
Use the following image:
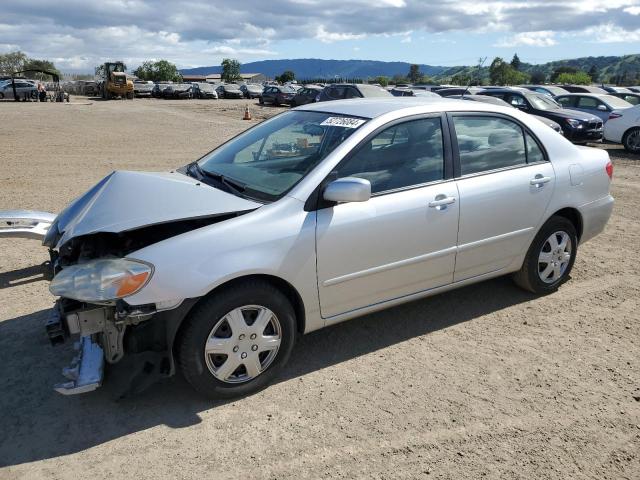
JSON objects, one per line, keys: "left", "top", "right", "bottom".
{"left": 97, "top": 61, "right": 134, "bottom": 100}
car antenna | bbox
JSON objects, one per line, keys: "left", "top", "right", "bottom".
{"left": 463, "top": 57, "right": 486, "bottom": 99}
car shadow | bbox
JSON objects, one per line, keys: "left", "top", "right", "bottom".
{"left": 0, "top": 262, "right": 49, "bottom": 289}
{"left": 0, "top": 276, "right": 535, "bottom": 467}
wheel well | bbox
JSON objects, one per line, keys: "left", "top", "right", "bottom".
{"left": 551, "top": 208, "right": 583, "bottom": 241}
{"left": 199, "top": 274, "right": 306, "bottom": 334}
{"left": 623, "top": 126, "right": 640, "bottom": 141}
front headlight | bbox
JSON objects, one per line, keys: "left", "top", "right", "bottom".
{"left": 50, "top": 258, "right": 153, "bottom": 302}
{"left": 565, "top": 118, "right": 582, "bottom": 129}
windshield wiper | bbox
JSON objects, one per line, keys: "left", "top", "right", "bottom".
{"left": 187, "top": 162, "right": 247, "bottom": 194}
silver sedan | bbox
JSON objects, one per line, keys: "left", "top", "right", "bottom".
{"left": 18, "top": 98, "right": 614, "bottom": 398}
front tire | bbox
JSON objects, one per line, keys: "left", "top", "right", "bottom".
{"left": 513, "top": 216, "right": 577, "bottom": 294}
{"left": 622, "top": 127, "right": 640, "bottom": 154}
{"left": 177, "top": 280, "right": 297, "bottom": 399}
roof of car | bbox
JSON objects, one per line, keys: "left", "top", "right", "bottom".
{"left": 296, "top": 97, "right": 510, "bottom": 119}
{"left": 555, "top": 92, "right": 610, "bottom": 97}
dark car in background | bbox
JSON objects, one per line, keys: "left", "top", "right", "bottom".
{"left": 152, "top": 83, "right": 172, "bottom": 98}
{"left": 434, "top": 86, "right": 485, "bottom": 97}
{"left": 561, "top": 85, "right": 608, "bottom": 94}
{"left": 521, "top": 85, "right": 569, "bottom": 97}
{"left": 447, "top": 94, "right": 564, "bottom": 135}
{"left": 317, "top": 83, "right": 391, "bottom": 102}
{"left": 260, "top": 85, "right": 298, "bottom": 105}
{"left": 221, "top": 84, "right": 243, "bottom": 99}
{"left": 290, "top": 85, "right": 323, "bottom": 106}
{"left": 162, "top": 83, "right": 193, "bottom": 99}
{"left": 479, "top": 88, "right": 603, "bottom": 143}
{"left": 191, "top": 82, "right": 218, "bottom": 99}
{"left": 240, "top": 84, "right": 263, "bottom": 99}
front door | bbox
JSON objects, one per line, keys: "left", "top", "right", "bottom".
{"left": 449, "top": 113, "right": 555, "bottom": 282}
{"left": 315, "top": 115, "right": 460, "bottom": 318}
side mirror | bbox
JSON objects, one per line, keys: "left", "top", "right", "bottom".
{"left": 323, "top": 177, "right": 371, "bottom": 204}
{"left": 597, "top": 104, "right": 607, "bottom": 111}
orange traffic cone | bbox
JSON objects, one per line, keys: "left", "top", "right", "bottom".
{"left": 243, "top": 105, "right": 251, "bottom": 120}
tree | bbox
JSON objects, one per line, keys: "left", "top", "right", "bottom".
{"left": 408, "top": 64, "right": 422, "bottom": 84}
{"left": 588, "top": 65, "right": 599, "bottom": 83}
{"left": 221, "top": 58, "right": 241, "bottom": 82}
{"left": 530, "top": 70, "right": 546, "bottom": 83}
{"left": 0, "top": 51, "right": 28, "bottom": 74}
{"left": 550, "top": 66, "right": 578, "bottom": 82}
{"left": 374, "top": 76, "right": 389, "bottom": 87}
{"left": 275, "top": 70, "right": 295, "bottom": 83}
{"left": 489, "top": 57, "right": 528, "bottom": 85}
{"left": 556, "top": 71, "right": 591, "bottom": 85}
{"left": 133, "top": 60, "right": 181, "bottom": 82}
{"left": 451, "top": 73, "right": 471, "bottom": 86}
{"left": 23, "top": 59, "right": 60, "bottom": 80}
{"left": 510, "top": 53, "right": 521, "bottom": 71}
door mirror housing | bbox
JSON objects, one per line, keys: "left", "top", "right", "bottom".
{"left": 323, "top": 177, "right": 371, "bottom": 203}
{"left": 597, "top": 104, "right": 608, "bottom": 111}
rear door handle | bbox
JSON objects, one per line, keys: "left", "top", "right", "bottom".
{"left": 530, "top": 175, "right": 551, "bottom": 186}
{"left": 428, "top": 196, "right": 456, "bottom": 208}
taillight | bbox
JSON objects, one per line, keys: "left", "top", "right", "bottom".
{"left": 608, "top": 112, "right": 623, "bottom": 120}
{"left": 606, "top": 161, "right": 613, "bottom": 180}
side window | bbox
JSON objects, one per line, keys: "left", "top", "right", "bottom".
{"left": 556, "top": 96, "right": 573, "bottom": 107}
{"left": 334, "top": 117, "right": 445, "bottom": 194}
{"left": 525, "top": 132, "right": 545, "bottom": 163}
{"left": 625, "top": 95, "right": 639, "bottom": 105}
{"left": 326, "top": 87, "right": 344, "bottom": 100}
{"left": 453, "top": 116, "right": 526, "bottom": 176}
{"left": 577, "top": 96, "right": 599, "bottom": 109}
{"left": 508, "top": 94, "right": 526, "bottom": 107}
{"left": 344, "top": 87, "right": 360, "bottom": 99}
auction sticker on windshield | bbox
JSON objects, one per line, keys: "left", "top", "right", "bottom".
{"left": 320, "top": 117, "right": 367, "bottom": 128}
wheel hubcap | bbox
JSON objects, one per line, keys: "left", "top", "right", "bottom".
{"left": 204, "top": 305, "right": 282, "bottom": 384}
{"left": 538, "top": 231, "right": 572, "bottom": 284}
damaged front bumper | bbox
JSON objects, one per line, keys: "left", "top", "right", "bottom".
{"left": 0, "top": 210, "right": 56, "bottom": 240}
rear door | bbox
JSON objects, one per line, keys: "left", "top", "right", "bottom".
{"left": 450, "top": 113, "right": 555, "bottom": 282}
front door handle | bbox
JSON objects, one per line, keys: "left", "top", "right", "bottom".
{"left": 530, "top": 175, "right": 551, "bottom": 187}
{"left": 428, "top": 195, "right": 456, "bottom": 209}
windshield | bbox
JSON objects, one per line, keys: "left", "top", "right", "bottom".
{"left": 280, "top": 86, "right": 297, "bottom": 93}
{"left": 602, "top": 95, "right": 633, "bottom": 108}
{"left": 197, "top": 110, "right": 367, "bottom": 201}
{"left": 198, "top": 83, "right": 213, "bottom": 91}
{"left": 529, "top": 94, "right": 560, "bottom": 111}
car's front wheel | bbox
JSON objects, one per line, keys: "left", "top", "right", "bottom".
{"left": 177, "top": 280, "right": 296, "bottom": 398}
{"left": 513, "top": 216, "right": 577, "bottom": 294}
{"left": 622, "top": 127, "right": 640, "bottom": 154}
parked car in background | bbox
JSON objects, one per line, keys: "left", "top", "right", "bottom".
{"left": 521, "top": 85, "right": 569, "bottom": 97}
{"left": 290, "top": 85, "right": 323, "bottom": 106}
{"left": 32, "top": 97, "right": 614, "bottom": 398}
{"left": 240, "top": 84, "right": 263, "bottom": 99}
{"left": 561, "top": 85, "right": 608, "bottom": 94}
{"left": 133, "top": 81, "right": 154, "bottom": 98}
{"left": 554, "top": 93, "right": 633, "bottom": 122}
{"left": 391, "top": 87, "right": 440, "bottom": 98}
{"left": 434, "top": 87, "right": 486, "bottom": 97}
{"left": 609, "top": 92, "right": 640, "bottom": 106}
{"left": 221, "top": 84, "right": 243, "bottom": 99}
{"left": 601, "top": 86, "right": 632, "bottom": 94}
{"left": 479, "top": 88, "right": 603, "bottom": 143}
{"left": 628, "top": 86, "right": 640, "bottom": 93}
{"left": 317, "top": 83, "right": 391, "bottom": 102}
{"left": 0, "top": 79, "right": 38, "bottom": 100}
{"left": 152, "top": 83, "right": 172, "bottom": 98}
{"left": 162, "top": 84, "right": 193, "bottom": 99}
{"left": 260, "top": 85, "right": 298, "bottom": 105}
{"left": 448, "top": 94, "right": 563, "bottom": 134}
{"left": 192, "top": 82, "right": 218, "bottom": 99}
{"left": 604, "top": 105, "right": 640, "bottom": 153}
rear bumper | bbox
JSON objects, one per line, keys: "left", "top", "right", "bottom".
{"left": 579, "top": 194, "right": 614, "bottom": 244}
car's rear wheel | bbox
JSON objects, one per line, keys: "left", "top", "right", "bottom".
{"left": 177, "top": 280, "right": 296, "bottom": 399}
{"left": 622, "top": 127, "right": 640, "bottom": 153}
{"left": 258, "top": 96, "right": 264, "bottom": 105}
{"left": 513, "top": 216, "right": 577, "bottom": 294}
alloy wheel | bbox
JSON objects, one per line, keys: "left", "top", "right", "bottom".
{"left": 538, "top": 231, "right": 572, "bottom": 284}
{"left": 204, "top": 305, "right": 282, "bottom": 384}
{"left": 625, "top": 129, "right": 640, "bottom": 152}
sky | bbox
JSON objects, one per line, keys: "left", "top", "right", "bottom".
{"left": 1, "top": 0, "right": 640, "bottom": 73}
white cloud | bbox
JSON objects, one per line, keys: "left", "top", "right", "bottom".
{"left": 624, "top": 5, "right": 640, "bottom": 13}
{"left": 400, "top": 36, "right": 412, "bottom": 43}
{"left": 314, "top": 25, "right": 366, "bottom": 43}
{"left": 495, "top": 30, "right": 557, "bottom": 47}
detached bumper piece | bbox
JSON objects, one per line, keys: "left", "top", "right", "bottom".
{"left": 54, "top": 336, "right": 104, "bottom": 395}
{"left": 0, "top": 210, "right": 56, "bottom": 240}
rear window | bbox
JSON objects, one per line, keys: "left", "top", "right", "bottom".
{"left": 603, "top": 95, "right": 633, "bottom": 108}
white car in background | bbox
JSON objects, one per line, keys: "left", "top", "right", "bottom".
{"left": 1, "top": 98, "right": 615, "bottom": 399}
{"left": 604, "top": 105, "right": 640, "bottom": 153}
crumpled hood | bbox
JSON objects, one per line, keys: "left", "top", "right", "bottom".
{"left": 49, "top": 170, "right": 262, "bottom": 248}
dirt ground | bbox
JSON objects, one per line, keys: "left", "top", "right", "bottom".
{"left": 0, "top": 97, "right": 638, "bottom": 480}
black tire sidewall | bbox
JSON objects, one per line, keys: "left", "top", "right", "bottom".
{"left": 178, "top": 281, "right": 296, "bottom": 399}
{"left": 523, "top": 217, "right": 578, "bottom": 293}
{"left": 623, "top": 128, "right": 640, "bottom": 153}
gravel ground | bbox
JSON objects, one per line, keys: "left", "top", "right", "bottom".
{"left": 0, "top": 97, "right": 638, "bottom": 480}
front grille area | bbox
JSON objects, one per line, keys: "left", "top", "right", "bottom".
{"left": 588, "top": 121, "right": 603, "bottom": 130}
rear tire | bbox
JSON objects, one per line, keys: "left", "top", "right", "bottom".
{"left": 177, "top": 280, "right": 297, "bottom": 399}
{"left": 513, "top": 216, "right": 577, "bottom": 294}
{"left": 622, "top": 127, "right": 640, "bottom": 154}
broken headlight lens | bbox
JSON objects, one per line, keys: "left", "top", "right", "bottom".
{"left": 50, "top": 258, "right": 153, "bottom": 302}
